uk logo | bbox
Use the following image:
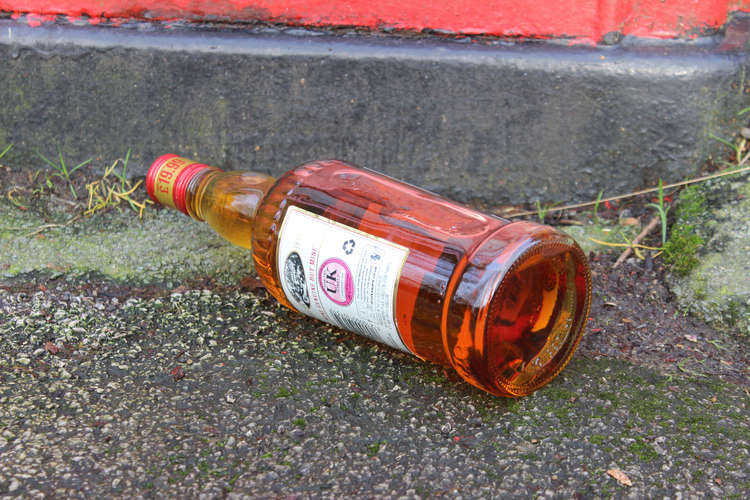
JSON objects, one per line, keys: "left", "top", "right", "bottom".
{"left": 318, "top": 258, "right": 354, "bottom": 306}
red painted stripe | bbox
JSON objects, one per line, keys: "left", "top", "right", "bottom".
{"left": 2, "top": 0, "right": 749, "bottom": 43}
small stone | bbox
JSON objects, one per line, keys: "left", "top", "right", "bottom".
{"left": 8, "top": 479, "right": 21, "bottom": 492}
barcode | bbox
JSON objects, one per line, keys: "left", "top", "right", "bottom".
{"left": 330, "top": 310, "right": 382, "bottom": 342}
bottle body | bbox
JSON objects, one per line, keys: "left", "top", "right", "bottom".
{"left": 148, "top": 155, "right": 591, "bottom": 397}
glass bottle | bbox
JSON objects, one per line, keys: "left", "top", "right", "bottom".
{"left": 147, "top": 154, "right": 591, "bottom": 397}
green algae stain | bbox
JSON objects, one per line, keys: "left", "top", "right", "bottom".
{"left": 0, "top": 202, "right": 255, "bottom": 285}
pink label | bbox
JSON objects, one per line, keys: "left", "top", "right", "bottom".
{"left": 318, "top": 258, "right": 354, "bottom": 306}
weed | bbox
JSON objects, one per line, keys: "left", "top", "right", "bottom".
{"left": 710, "top": 114, "right": 750, "bottom": 169}
{"left": 590, "top": 434, "right": 605, "bottom": 445}
{"left": 646, "top": 179, "right": 670, "bottom": 244}
{"left": 535, "top": 200, "right": 557, "bottom": 224}
{"left": 366, "top": 441, "right": 382, "bottom": 456}
{"left": 592, "top": 189, "right": 604, "bottom": 223}
{"left": 85, "top": 150, "right": 151, "bottom": 217}
{"left": 628, "top": 437, "right": 659, "bottom": 462}
{"left": 510, "top": 163, "right": 749, "bottom": 219}
{"left": 706, "top": 339, "right": 726, "bottom": 351}
{"left": 0, "top": 143, "right": 12, "bottom": 160}
{"left": 544, "top": 386, "right": 574, "bottom": 401}
{"left": 198, "top": 461, "right": 210, "bottom": 474}
{"left": 36, "top": 146, "right": 91, "bottom": 199}
{"left": 535, "top": 200, "right": 545, "bottom": 223}
{"left": 709, "top": 133, "right": 744, "bottom": 161}
{"left": 275, "top": 387, "right": 294, "bottom": 398}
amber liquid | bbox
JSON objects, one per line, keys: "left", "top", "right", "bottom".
{"left": 184, "top": 160, "right": 591, "bottom": 397}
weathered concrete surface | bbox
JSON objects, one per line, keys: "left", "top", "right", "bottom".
{"left": 1, "top": 197, "right": 749, "bottom": 497}
{"left": 1, "top": 18, "right": 749, "bottom": 204}
{"left": 666, "top": 173, "right": 750, "bottom": 336}
{"left": 0, "top": 206, "right": 254, "bottom": 286}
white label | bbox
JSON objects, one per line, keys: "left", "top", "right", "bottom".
{"left": 277, "top": 206, "right": 411, "bottom": 353}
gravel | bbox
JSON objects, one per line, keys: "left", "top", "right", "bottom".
{"left": 1, "top": 273, "right": 748, "bottom": 498}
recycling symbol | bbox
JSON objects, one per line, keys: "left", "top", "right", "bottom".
{"left": 343, "top": 239, "right": 355, "bottom": 255}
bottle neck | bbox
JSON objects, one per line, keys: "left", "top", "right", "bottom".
{"left": 184, "top": 168, "right": 221, "bottom": 221}
{"left": 146, "top": 154, "right": 219, "bottom": 216}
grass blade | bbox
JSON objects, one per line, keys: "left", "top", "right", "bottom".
{"left": 709, "top": 133, "right": 740, "bottom": 155}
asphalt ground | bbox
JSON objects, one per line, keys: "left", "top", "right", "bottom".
{"left": 1, "top": 201, "right": 748, "bottom": 498}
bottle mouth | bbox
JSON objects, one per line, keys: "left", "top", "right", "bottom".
{"left": 483, "top": 237, "right": 590, "bottom": 396}
{"left": 146, "top": 154, "right": 216, "bottom": 214}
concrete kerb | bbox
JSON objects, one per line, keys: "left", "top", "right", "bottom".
{"left": 1, "top": 17, "right": 750, "bottom": 205}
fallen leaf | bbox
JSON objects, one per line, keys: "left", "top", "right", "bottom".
{"left": 44, "top": 342, "right": 60, "bottom": 355}
{"left": 684, "top": 334, "right": 698, "bottom": 343}
{"left": 607, "top": 468, "right": 633, "bottom": 487}
{"left": 239, "top": 275, "right": 265, "bottom": 292}
{"left": 170, "top": 365, "right": 185, "bottom": 381}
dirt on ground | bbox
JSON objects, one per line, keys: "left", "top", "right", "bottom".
{"left": 582, "top": 253, "right": 748, "bottom": 387}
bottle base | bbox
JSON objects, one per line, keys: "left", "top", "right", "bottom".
{"left": 444, "top": 221, "right": 591, "bottom": 397}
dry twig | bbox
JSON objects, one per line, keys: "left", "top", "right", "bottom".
{"left": 612, "top": 215, "right": 661, "bottom": 268}
{"left": 22, "top": 214, "right": 82, "bottom": 238}
{"left": 507, "top": 164, "right": 750, "bottom": 218}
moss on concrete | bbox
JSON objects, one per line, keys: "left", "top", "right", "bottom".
{"left": 0, "top": 201, "right": 255, "bottom": 285}
{"left": 665, "top": 175, "right": 750, "bottom": 336}
{"left": 662, "top": 185, "right": 706, "bottom": 276}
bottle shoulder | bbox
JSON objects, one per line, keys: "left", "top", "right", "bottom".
{"left": 266, "top": 160, "right": 505, "bottom": 241}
